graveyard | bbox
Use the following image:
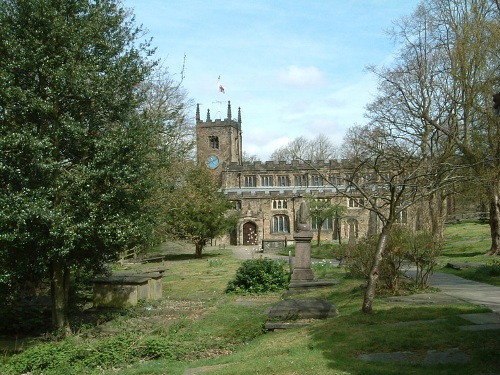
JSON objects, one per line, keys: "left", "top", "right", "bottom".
{"left": 1, "top": 222, "right": 499, "bottom": 374}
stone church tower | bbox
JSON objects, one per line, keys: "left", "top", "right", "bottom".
{"left": 196, "top": 101, "right": 242, "bottom": 184}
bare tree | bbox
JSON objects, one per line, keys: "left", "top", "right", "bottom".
{"left": 381, "top": 0, "right": 500, "bottom": 254}
{"left": 363, "top": 3, "right": 460, "bottom": 241}
{"left": 242, "top": 151, "right": 259, "bottom": 162}
{"left": 140, "top": 62, "right": 196, "bottom": 162}
{"left": 341, "top": 123, "right": 459, "bottom": 313}
{"left": 270, "top": 134, "right": 338, "bottom": 162}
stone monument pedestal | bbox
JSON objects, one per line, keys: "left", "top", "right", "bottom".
{"left": 266, "top": 202, "right": 339, "bottom": 330}
{"left": 290, "top": 229, "right": 314, "bottom": 282}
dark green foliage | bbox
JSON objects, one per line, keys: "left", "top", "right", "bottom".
{"left": 0, "top": 300, "right": 51, "bottom": 335}
{"left": 477, "top": 261, "right": 500, "bottom": 277}
{"left": 163, "top": 164, "right": 239, "bottom": 258}
{"left": 225, "top": 258, "right": 290, "bottom": 294}
{"left": 2, "top": 332, "right": 192, "bottom": 375}
{"left": 0, "top": 0, "right": 161, "bottom": 329}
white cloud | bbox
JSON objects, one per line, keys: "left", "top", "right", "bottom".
{"left": 277, "top": 65, "right": 327, "bottom": 88}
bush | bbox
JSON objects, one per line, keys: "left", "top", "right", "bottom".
{"left": 346, "top": 236, "right": 379, "bottom": 279}
{"left": 405, "top": 230, "right": 441, "bottom": 289}
{"left": 474, "top": 261, "right": 500, "bottom": 278}
{"left": 347, "top": 227, "right": 441, "bottom": 292}
{"left": 225, "top": 258, "right": 290, "bottom": 294}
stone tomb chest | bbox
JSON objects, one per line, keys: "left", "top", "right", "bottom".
{"left": 92, "top": 271, "right": 163, "bottom": 308}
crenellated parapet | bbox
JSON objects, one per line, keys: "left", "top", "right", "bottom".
{"left": 222, "top": 159, "right": 346, "bottom": 171}
{"left": 196, "top": 101, "right": 241, "bottom": 131}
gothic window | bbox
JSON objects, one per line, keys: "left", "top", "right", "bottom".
{"left": 209, "top": 136, "right": 219, "bottom": 149}
{"left": 397, "top": 208, "right": 408, "bottom": 224}
{"left": 261, "top": 175, "right": 274, "bottom": 187}
{"left": 312, "top": 217, "right": 333, "bottom": 230}
{"left": 349, "top": 198, "right": 364, "bottom": 208}
{"left": 311, "top": 175, "right": 323, "bottom": 186}
{"left": 271, "top": 215, "right": 290, "bottom": 233}
{"left": 272, "top": 199, "right": 288, "bottom": 209}
{"left": 244, "top": 175, "right": 256, "bottom": 187}
{"left": 277, "top": 175, "right": 290, "bottom": 186}
{"left": 327, "top": 174, "right": 343, "bottom": 186}
{"left": 294, "top": 174, "right": 308, "bottom": 187}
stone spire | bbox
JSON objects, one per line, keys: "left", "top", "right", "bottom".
{"left": 196, "top": 103, "right": 200, "bottom": 121}
{"left": 206, "top": 108, "right": 211, "bottom": 122}
{"left": 238, "top": 107, "right": 241, "bottom": 124}
{"left": 227, "top": 101, "right": 232, "bottom": 122}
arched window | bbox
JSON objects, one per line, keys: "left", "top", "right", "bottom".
{"left": 209, "top": 136, "right": 219, "bottom": 149}
{"left": 312, "top": 217, "right": 333, "bottom": 230}
{"left": 271, "top": 215, "right": 290, "bottom": 233}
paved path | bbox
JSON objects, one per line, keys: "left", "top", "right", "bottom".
{"left": 406, "top": 269, "right": 500, "bottom": 314}
{"left": 227, "top": 245, "right": 500, "bottom": 314}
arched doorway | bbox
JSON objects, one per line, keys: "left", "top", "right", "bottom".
{"left": 243, "top": 222, "right": 258, "bottom": 245}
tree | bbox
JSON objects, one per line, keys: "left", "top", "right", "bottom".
{"left": 340, "top": 121, "right": 459, "bottom": 313}
{"left": 270, "top": 134, "right": 338, "bottom": 162}
{"left": 242, "top": 151, "right": 259, "bottom": 162}
{"left": 0, "top": 0, "right": 159, "bottom": 333}
{"left": 308, "top": 198, "right": 346, "bottom": 245}
{"left": 380, "top": 0, "right": 500, "bottom": 253}
{"left": 163, "top": 163, "right": 238, "bottom": 258}
{"left": 140, "top": 63, "right": 196, "bottom": 163}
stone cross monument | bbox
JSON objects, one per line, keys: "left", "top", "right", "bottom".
{"left": 291, "top": 201, "right": 314, "bottom": 282}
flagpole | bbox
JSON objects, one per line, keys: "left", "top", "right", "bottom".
{"left": 215, "top": 75, "right": 225, "bottom": 120}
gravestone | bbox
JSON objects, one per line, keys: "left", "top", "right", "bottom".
{"left": 266, "top": 201, "right": 338, "bottom": 329}
{"left": 290, "top": 201, "right": 314, "bottom": 282}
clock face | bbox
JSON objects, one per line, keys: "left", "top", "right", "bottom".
{"left": 206, "top": 155, "right": 219, "bottom": 169}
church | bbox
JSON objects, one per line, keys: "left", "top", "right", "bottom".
{"left": 196, "top": 101, "right": 388, "bottom": 248}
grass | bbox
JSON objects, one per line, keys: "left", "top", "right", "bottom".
{"left": 2, "top": 224, "right": 500, "bottom": 374}
{"left": 438, "top": 221, "right": 500, "bottom": 286}
{"left": 115, "top": 263, "right": 497, "bottom": 375}
{"left": 279, "top": 241, "right": 345, "bottom": 260}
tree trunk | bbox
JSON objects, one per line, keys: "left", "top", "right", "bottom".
{"left": 50, "top": 260, "right": 72, "bottom": 335}
{"left": 429, "top": 190, "right": 446, "bottom": 242}
{"left": 488, "top": 187, "right": 500, "bottom": 255}
{"left": 362, "top": 224, "right": 391, "bottom": 314}
{"left": 195, "top": 241, "right": 204, "bottom": 258}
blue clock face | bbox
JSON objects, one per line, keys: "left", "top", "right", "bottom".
{"left": 206, "top": 155, "right": 219, "bottom": 169}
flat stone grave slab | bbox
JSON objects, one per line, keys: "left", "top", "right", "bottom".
{"left": 458, "top": 312, "right": 500, "bottom": 331}
{"left": 359, "top": 347, "right": 469, "bottom": 366}
{"left": 458, "top": 312, "right": 500, "bottom": 324}
{"left": 267, "top": 298, "right": 338, "bottom": 321}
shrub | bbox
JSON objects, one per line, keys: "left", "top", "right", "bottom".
{"left": 475, "top": 261, "right": 500, "bottom": 278}
{"left": 225, "top": 258, "right": 290, "bottom": 294}
{"left": 404, "top": 230, "right": 441, "bottom": 289}
{"left": 346, "top": 235, "right": 379, "bottom": 279}
{"left": 348, "top": 228, "right": 442, "bottom": 292}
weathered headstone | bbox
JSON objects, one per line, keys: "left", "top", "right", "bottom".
{"left": 290, "top": 201, "right": 314, "bottom": 282}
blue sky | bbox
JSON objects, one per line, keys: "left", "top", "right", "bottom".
{"left": 124, "top": 0, "right": 421, "bottom": 160}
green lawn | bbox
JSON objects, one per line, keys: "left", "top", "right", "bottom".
{"left": 2, "top": 224, "right": 500, "bottom": 374}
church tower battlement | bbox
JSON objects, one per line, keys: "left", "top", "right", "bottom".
{"left": 196, "top": 101, "right": 242, "bottom": 181}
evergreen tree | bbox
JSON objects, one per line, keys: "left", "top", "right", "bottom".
{"left": 163, "top": 163, "right": 238, "bottom": 258}
{"left": 0, "top": 0, "right": 159, "bottom": 333}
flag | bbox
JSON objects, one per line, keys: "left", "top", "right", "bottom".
{"left": 219, "top": 85, "right": 225, "bottom": 93}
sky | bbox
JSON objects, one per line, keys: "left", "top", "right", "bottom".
{"left": 124, "top": 0, "right": 421, "bottom": 161}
